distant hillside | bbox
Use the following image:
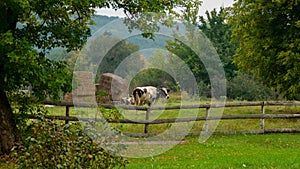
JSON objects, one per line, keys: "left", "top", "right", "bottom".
{"left": 48, "top": 15, "right": 172, "bottom": 61}
{"left": 90, "top": 15, "right": 119, "bottom": 34}
{"left": 90, "top": 15, "right": 169, "bottom": 50}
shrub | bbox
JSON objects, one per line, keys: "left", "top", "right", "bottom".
{"left": 227, "top": 73, "right": 276, "bottom": 101}
{"left": 14, "top": 118, "right": 128, "bottom": 169}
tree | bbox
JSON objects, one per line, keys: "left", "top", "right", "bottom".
{"left": 199, "top": 7, "right": 238, "bottom": 79}
{"left": 166, "top": 24, "right": 228, "bottom": 96}
{"left": 166, "top": 38, "right": 209, "bottom": 95}
{"left": 130, "top": 50, "right": 177, "bottom": 90}
{"left": 0, "top": 0, "right": 201, "bottom": 154}
{"left": 97, "top": 39, "right": 140, "bottom": 77}
{"left": 228, "top": 0, "right": 300, "bottom": 99}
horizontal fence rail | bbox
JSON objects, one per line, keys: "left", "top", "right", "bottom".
{"left": 44, "top": 100, "right": 300, "bottom": 109}
{"left": 27, "top": 113, "right": 300, "bottom": 124}
{"left": 38, "top": 101, "right": 300, "bottom": 134}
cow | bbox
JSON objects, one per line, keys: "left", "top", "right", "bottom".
{"left": 132, "top": 86, "right": 170, "bottom": 106}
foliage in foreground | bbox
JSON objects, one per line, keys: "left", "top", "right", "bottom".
{"left": 13, "top": 119, "right": 127, "bottom": 169}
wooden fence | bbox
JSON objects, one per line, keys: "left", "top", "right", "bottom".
{"left": 33, "top": 101, "right": 300, "bottom": 134}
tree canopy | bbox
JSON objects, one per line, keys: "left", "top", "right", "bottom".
{"left": 199, "top": 7, "right": 238, "bottom": 79}
{"left": 228, "top": 0, "right": 300, "bottom": 99}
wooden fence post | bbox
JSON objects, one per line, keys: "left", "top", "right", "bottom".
{"left": 65, "top": 105, "right": 70, "bottom": 124}
{"left": 261, "top": 101, "right": 265, "bottom": 131}
{"left": 144, "top": 107, "right": 151, "bottom": 133}
{"left": 204, "top": 107, "right": 210, "bottom": 133}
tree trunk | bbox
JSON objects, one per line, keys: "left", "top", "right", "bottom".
{"left": 0, "top": 89, "right": 20, "bottom": 154}
{"left": 0, "top": 5, "right": 21, "bottom": 155}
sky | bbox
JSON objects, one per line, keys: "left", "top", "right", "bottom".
{"left": 96, "top": 0, "right": 235, "bottom": 17}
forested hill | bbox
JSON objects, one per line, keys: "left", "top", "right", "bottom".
{"left": 48, "top": 15, "right": 168, "bottom": 62}
{"left": 90, "top": 15, "right": 168, "bottom": 50}
{"left": 90, "top": 15, "right": 119, "bottom": 34}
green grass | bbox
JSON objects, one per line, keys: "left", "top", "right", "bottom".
{"left": 2, "top": 134, "right": 300, "bottom": 168}
{"left": 126, "top": 134, "right": 300, "bottom": 169}
{"left": 42, "top": 102, "right": 300, "bottom": 169}
{"left": 1, "top": 100, "right": 300, "bottom": 168}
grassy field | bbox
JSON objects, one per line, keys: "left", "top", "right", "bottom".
{"left": 1, "top": 134, "right": 300, "bottom": 168}
{"left": 1, "top": 99, "right": 300, "bottom": 168}
{"left": 44, "top": 102, "right": 300, "bottom": 169}
{"left": 127, "top": 134, "right": 300, "bottom": 169}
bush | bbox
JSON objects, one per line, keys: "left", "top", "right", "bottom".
{"left": 129, "top": 68, "right": 176, "bottom": 91}
{"left": 14, "top": 119, "right": 128, "bottom": 169}
{"left": 227, "top": 73, "right": 276, "bottom": 101}
{"left": 8, "top": 91, "right": 47, "bottom": 136}
{"left": 8, "top": 91, "right": 127, "bottom": 168}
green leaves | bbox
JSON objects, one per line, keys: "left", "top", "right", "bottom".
{"left": 15, "top": 120, "right": 128, "bottom": 168}
{"left": 5, "top": 45, "right": 72, "bottom": 101}
{"left": 228, "top": 0, "right": 300, "bottom": 99}
{"left": 199, "top": 7, "right": 238, "bottom": 79}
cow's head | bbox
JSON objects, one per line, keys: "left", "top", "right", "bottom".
{"left": 158, "top": 88, "right": 170, "bottom": 99}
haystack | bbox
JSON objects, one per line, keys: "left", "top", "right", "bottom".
{"left": 64, "top": 71, "right": 96, "bottom": 104}
{"left": 96, "top": 73, "right": 128, "bottom": 104}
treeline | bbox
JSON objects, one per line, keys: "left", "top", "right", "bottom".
{"left": 49, "top": 3, "right": 300, "bottom": 101}
{"left": 48, "top": 14, "right": 278, "bottom": 101}
{"left": 129, "top": 3, "right": 300, "bottom": 101}
{"left": 124, "top": 8, "right": 278, "bottom": 101}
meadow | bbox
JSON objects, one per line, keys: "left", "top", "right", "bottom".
{"left": 44, "top": 99, "right": 300, "bottom": 169}
{"left": 1, "top": 97, "right": 300, "bottom": 168}
{"left": 127, "top": 134, "right": 300, "bottom": 169}
{"left": 2, "top": 133, "right": 300, "bottom": 169}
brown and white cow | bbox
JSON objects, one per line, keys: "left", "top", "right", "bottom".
{"left": 132, "top": 86, "right": 170, "bottom": 106}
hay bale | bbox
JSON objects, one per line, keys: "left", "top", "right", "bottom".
{"left": 96, "top": 73, "right": 128, "bottom": 104}
{"left": 72, "top": 71, "right": 96, "bottom": 103}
